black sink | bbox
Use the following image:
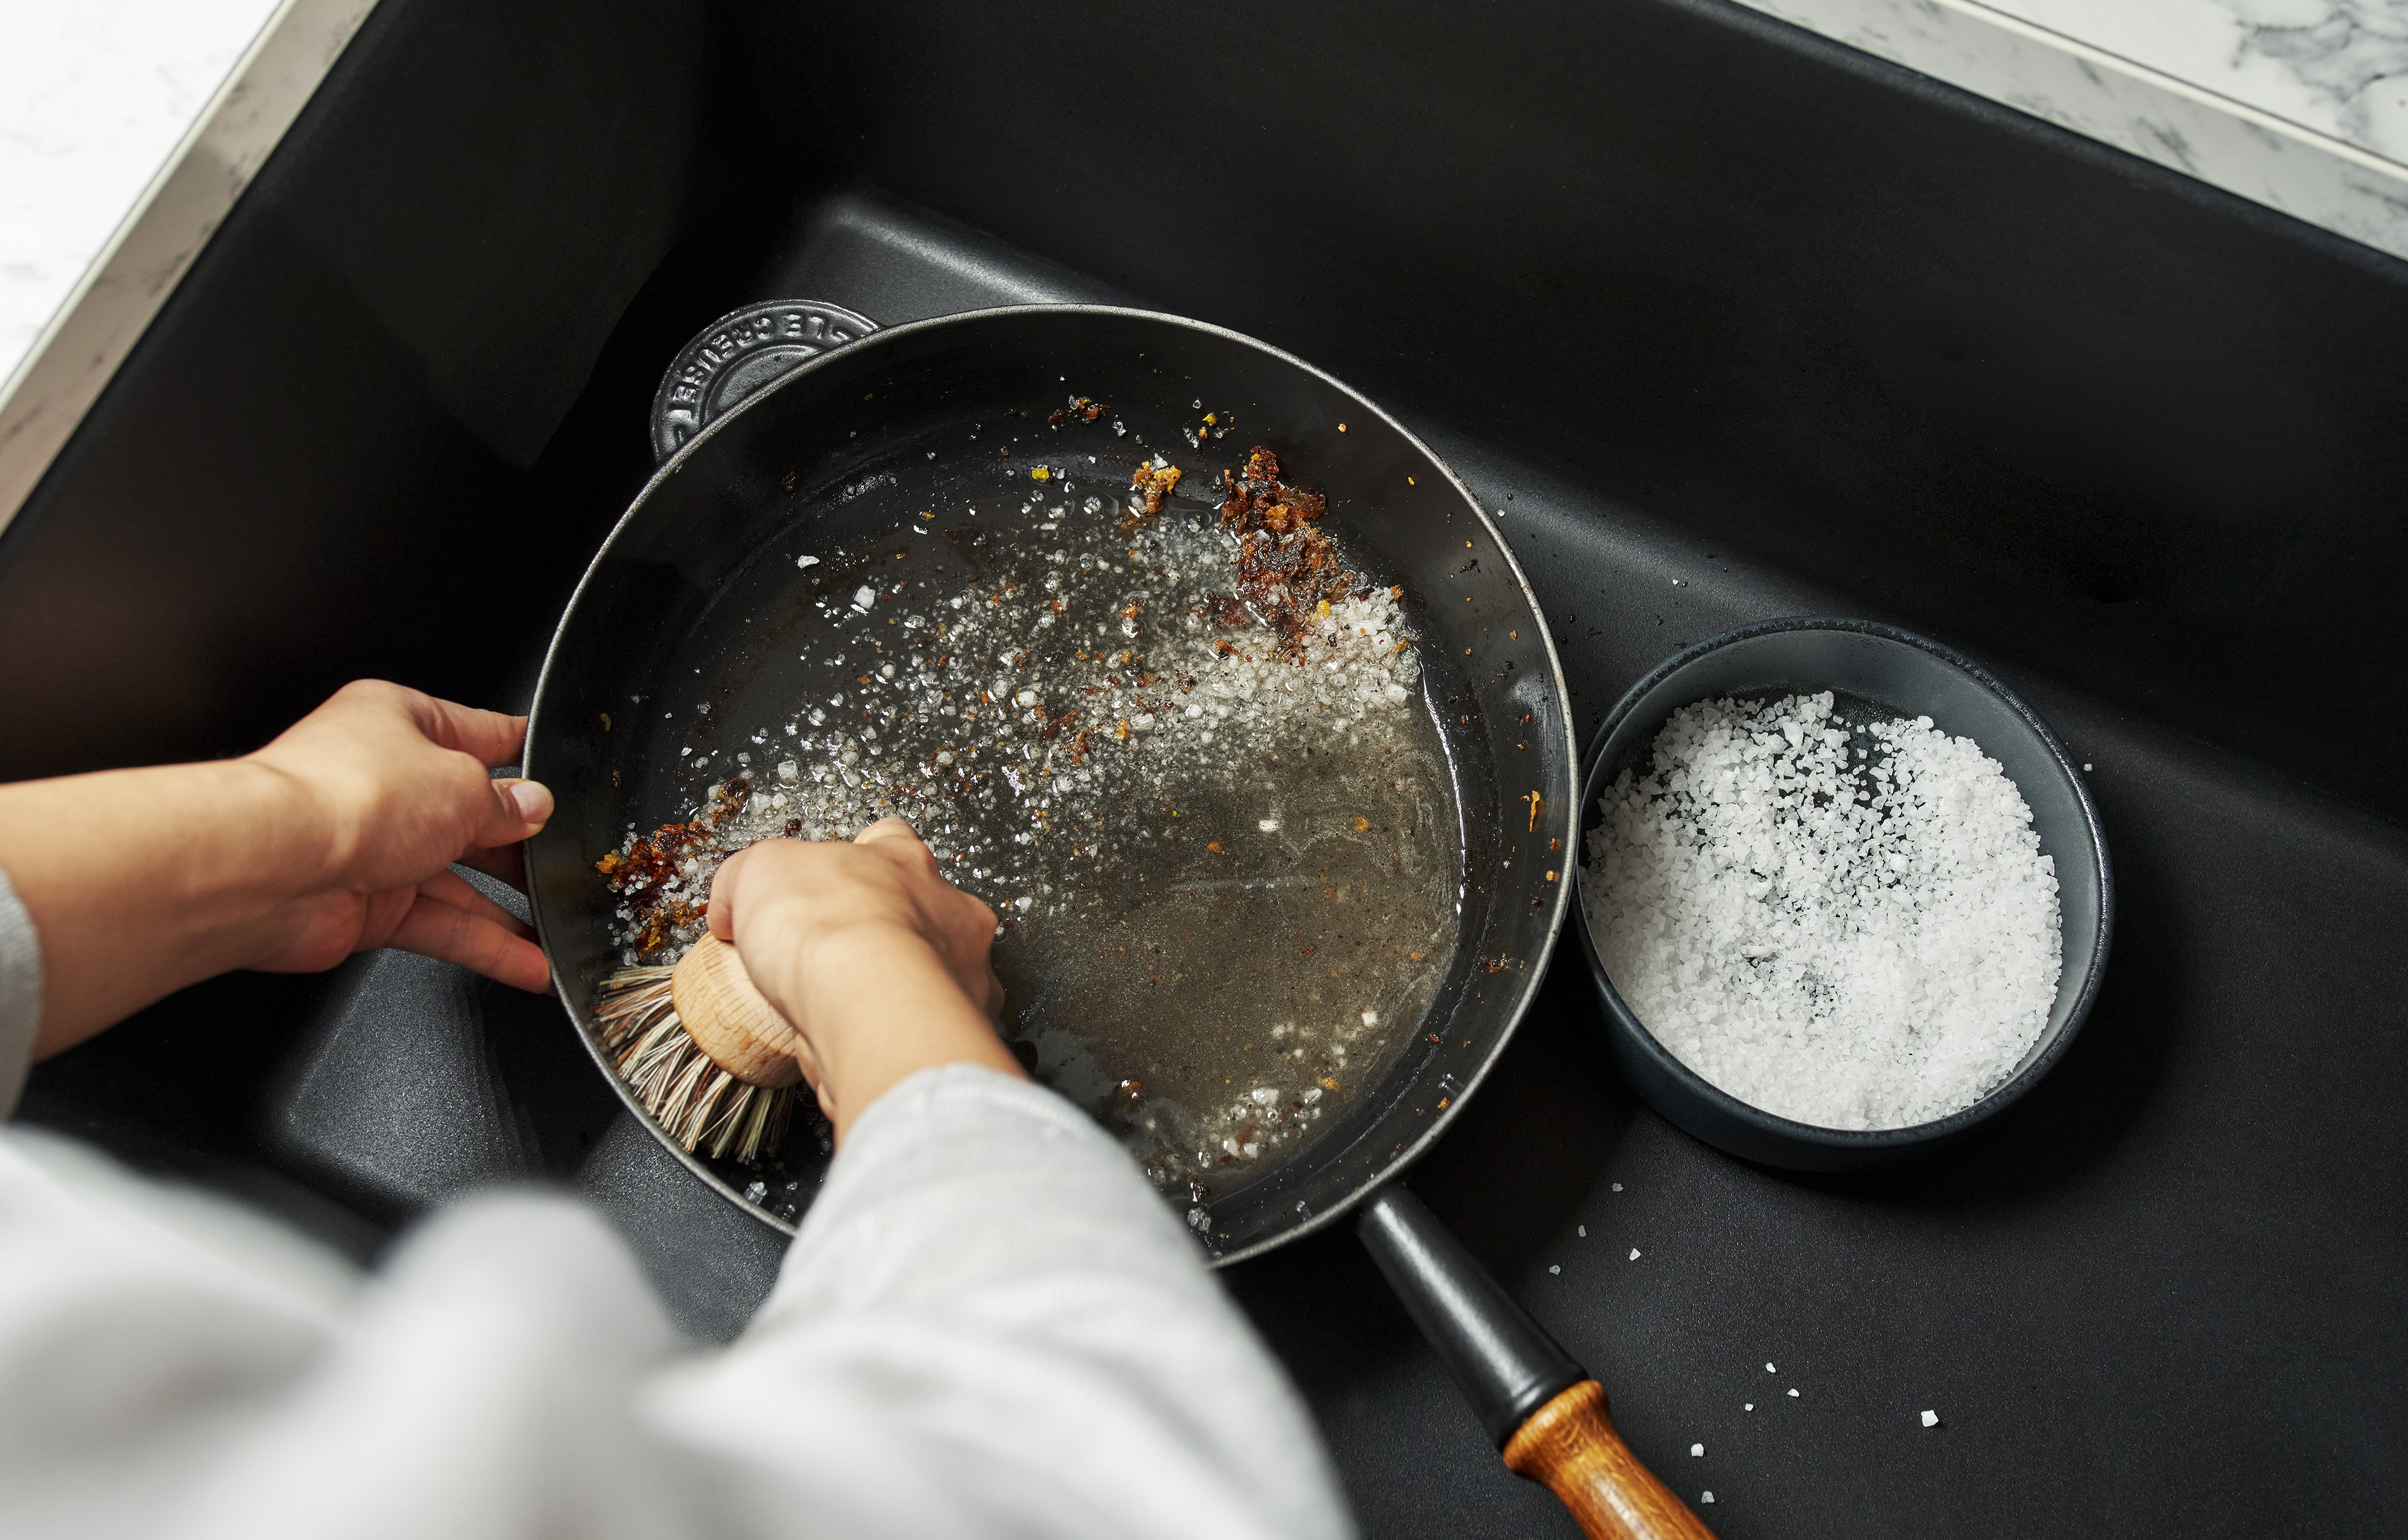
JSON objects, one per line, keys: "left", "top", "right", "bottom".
{"left": 8, "top": 3, "right": 2404, "bottom": 1536}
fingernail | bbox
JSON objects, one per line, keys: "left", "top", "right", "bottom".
{"left": 507, "top": 779, "right": 554, "bottom": 825}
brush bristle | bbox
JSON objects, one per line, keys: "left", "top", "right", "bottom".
{"left": 594, "top": 965, "right": 795, "bottom": 1163}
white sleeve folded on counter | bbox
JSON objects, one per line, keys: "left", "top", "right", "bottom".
{"left": 0, "top": 1057, "right": 1354, "bottom": 1540}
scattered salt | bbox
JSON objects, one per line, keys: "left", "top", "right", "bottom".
{"left": 1583, "top": 691, "right": 2062, "bottom": 1129}
{"left": 1702, "top": 1492, "right": 1715, "bottom": 1504}
{"left": 1690, "top": 1443, "right": 1704, "bottom": 1457}
{"left": 1765, "top": 1363, "right": 1776, "bottom": 1373}
{"left": 796, "top": 554, "right": 820, "bottom": 569}
{"left": 1788, "top": 1388, "right": 1799, "bottom": 1398}
{"left": 1611, "top": 1182, "right": 1622, "bottom": 1192}
{"left": 1921, "top": 1409, "right": 1940, "bottom": 1428}
{"left": 1549, "top": 1264, "right": 1560, "bottom": 1275}
{"left": 1577, "top": 1225, "right": 1586, "bottom": 1237}
{"left": 605, "top": 463, "right": 1442, "bottom": 1193}
{"left": 1628, "top": 1248, "right": 1641, "bottom": 1261}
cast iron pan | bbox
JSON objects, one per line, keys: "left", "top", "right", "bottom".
{"left": 525, "top": 306, "right": 1706, "bottom": 1535}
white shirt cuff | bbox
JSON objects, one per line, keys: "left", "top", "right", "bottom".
{"left": 0, "top": 867, "right": 41, "bottom": 1117}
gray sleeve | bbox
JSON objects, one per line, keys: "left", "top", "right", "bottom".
{"left": 0, "top": 868, "right": 41, "bottom": 1118}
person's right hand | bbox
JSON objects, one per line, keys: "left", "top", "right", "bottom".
{"left": 706, "top": 819, "right": 1020, "bottom": 1141}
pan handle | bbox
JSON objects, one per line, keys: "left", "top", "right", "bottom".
{"left": 1357, "top": 1186, "right": 1715, "bottom": 1540}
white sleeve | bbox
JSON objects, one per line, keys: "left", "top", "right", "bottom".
{"left": 0, "top": 866, "right": 42, "bottom": 1116}
{"left": 0, "top": 1129, "right": 694, "bottom": 1540}
{"left": 0, "top": 1066, "right": 1354, "bottom": 1540}
{"left": 649, "top": 1064, "right": 1355, "bottom": 1540}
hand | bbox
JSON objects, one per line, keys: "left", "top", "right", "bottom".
{"left": 707, "top": 819, "right": 1019, "bottom": 1140}
{"left": 1, "top": 680, "right": 555, "bottom": 1060}
{"left": 243, "top": 679, "right": 554, "bottom": 991}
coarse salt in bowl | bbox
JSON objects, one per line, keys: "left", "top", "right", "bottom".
{"left": 1573, "top": 617, "right": 2114, "bottom": 1170}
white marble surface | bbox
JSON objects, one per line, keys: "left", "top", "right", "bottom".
{"left": 0, "top": 1, "right": 283, "bottom": 384}
{"left": 0, "top": 0, "right": 376, "bottom": 533}
{"left": 1990, "top": 1, "right": 2408, "bottom": 163}
{"left": 1736, "top": 0, "right": 2408, "bottom": 261}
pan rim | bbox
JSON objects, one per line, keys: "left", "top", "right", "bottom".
{"left": 525, "top": 303, "right": 1582, "bottom": 1264}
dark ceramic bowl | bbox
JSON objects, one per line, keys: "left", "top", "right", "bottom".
{"left": 1572, "top": 617, "right": 2114, "bottom": 1170}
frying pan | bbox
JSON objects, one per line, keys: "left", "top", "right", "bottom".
{"left": 525, "top": 305, "right": 1708, "bottom": 1537}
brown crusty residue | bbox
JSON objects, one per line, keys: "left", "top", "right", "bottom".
{"left": 1130, "top": 460, "right": 1183, "bottom": 514}
{"left": 1212, "top": 445, "right": 1356, "bottom": 663}
{"left": 595, "top": 776, "right": 752, "bottom": 958}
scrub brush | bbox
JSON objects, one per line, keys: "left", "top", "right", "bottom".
{"left": 592, "top": 934, "right": 803, "bottom": 1163}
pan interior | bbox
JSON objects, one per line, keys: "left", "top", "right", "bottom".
{"left": 527, "top": 310, "right": 1575, "bottom": 1259}
{"left": 632, "top": 427, "right": 1468, "bottom": 1217}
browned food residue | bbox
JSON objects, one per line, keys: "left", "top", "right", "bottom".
{"left": 595, "top": 776, "right": 752, "bottom": 956}
{"left": 1209, "top": 445, "right": 1360, "bottom": 663}
{"left": 1130, "top": 460, "right": 1183, "bottom": 514}
{"left": 1049, "top": 397, "right": 1110, "bottom": 427}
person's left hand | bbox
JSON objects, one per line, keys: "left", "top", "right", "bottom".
{"left": 243, "top": 680, "right": 554, "bottom": 991}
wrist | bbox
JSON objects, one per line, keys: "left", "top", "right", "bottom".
{"left": 738, "top": 913, "right": 1018, "bottom": 1142}
{"left": 233, "top": 752, "right": 347, "bottom": 895}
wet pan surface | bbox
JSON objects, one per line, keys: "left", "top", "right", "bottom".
{"left": 524, "top": 307, "right": 1579, "bottom": 1261}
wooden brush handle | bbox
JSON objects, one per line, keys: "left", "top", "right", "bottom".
{"left": 1502, "top": 1380, "right": 1718, "bottom": 1540}
{"left": 670, "top": 934, "right": 806, "bottom": 1088}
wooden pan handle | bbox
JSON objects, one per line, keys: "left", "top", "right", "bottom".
{"left": 1502, "top": 1379, "right": 1718, "bottom": 1540}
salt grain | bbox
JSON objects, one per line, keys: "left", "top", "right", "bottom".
{"left": 1690, "top": 1443, "right": 1704, "bottom": 1457}
{"left": 1628, "top": 1248, "right": 1641, "bottom": 1261}
{"left": 1921, "top": 1409, "right": 1940, "bottom": 1428}
{"left": 1583, "top": 691, "right": 2062, "bottom": 1129}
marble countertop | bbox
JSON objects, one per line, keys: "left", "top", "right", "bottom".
{"left": 2, "top": 0, "right": 2404, "bottom": 532}
{"left": 0, "top": 1, "right": 283, "bottom": 387}
{"left": 1735, "top": 0, "right": 2408, "bottom": 260}
{"left": 0, "top": 0, "right": 376, "bottom": 530}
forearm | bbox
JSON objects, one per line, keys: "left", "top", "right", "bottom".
{"left": 0, "top": 758, "right": 327, "bottom": 1057}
